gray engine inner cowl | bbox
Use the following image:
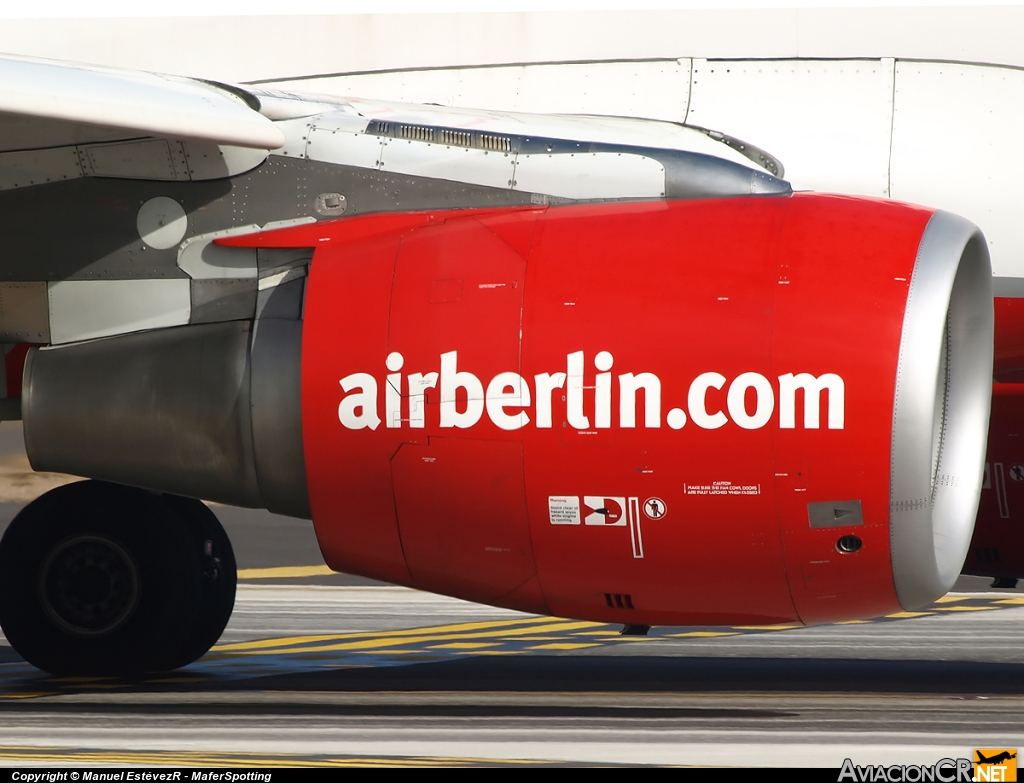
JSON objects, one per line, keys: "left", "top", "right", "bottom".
{"left": 22, "top": 309, "right": 309, "bottom": 519}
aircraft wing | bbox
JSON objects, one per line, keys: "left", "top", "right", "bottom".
{"left": 0, "top": 53, "right": 285, "bottom": 151}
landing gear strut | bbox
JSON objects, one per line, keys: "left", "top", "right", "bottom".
{"left": 0, "top": 481, "right": 236, "bottom": 676}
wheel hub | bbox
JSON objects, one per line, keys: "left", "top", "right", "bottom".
{"left": 39, "top": 535, "right": 140, "bottom": 636}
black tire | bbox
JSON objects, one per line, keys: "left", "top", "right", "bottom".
{"left": 158, "top": 495, "right": 236, "bottom": 670}
{"left": 0, "top": 481, "right": 203, "bottom": 676}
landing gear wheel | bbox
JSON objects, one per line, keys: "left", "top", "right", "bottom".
{"left": 158, "top": 495, "right": 236, "bottom": 670}
{"left": 0, "top": 481, "right": 203, "bottom": 676}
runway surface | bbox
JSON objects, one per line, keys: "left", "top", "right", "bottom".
{"left": 2, "top": 586, "right": 1024, "bottom": 767}
{"left": 0, "top": 424, "right": 1023, "bottom": 766}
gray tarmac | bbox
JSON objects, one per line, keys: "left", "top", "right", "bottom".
{"left": 0, "top": 422, "right": 1023, "bottom": 766}
{"left": 2, "top": 587, "right": 1024, "bottom": 767}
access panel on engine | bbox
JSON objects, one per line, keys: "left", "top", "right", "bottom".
{"left": 392, "top": 439, "right": 541, "bottom": 608}
{"left": 387, "top": 217, "right": 541, "bottom": 606}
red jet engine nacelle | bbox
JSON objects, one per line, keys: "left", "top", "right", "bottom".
{"left": 224, "top": 193, "right": 993, "bottom": 627}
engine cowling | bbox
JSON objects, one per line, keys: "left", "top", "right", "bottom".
{"left": 24, "top": 194, "right": 993, "bottom": 626}
{"left": 286, "top": 195, "right": 991, "bottom": 625}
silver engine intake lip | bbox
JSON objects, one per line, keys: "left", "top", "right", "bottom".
{"left": 890, "top": 210, "right": 994, "bottom": 610}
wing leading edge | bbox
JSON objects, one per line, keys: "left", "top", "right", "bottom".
{"left": 0, "top": 53, "right": 284, "bottom": 152}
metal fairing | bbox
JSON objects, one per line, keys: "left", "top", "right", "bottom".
{"left": 0, "top": 129, "right": 783, "bottom": 289}
{"left": 291, "top": 195, "right": 992, "bottom": 626}
{"left": 24, "top": 321, "right": 263, "bottom": 506}
{"left": 0, "top": 108, "right": 785, "bottom": 348}
{"left": 358, "top": 118, "right": 788, "bottom": 198}
{"left": 0, "top": 156, "right": 540, "bottom": 346}
{"left": 0, "top": 157, "right": 534, "bottom": 284}
{"left": 250, "top": 312, "right": 310, "bottom": 518}
{"left": 23, "top": 281, "right": 311, "bottom": 518}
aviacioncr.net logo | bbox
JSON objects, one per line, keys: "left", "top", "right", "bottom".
{"left": 974, "top": 749, "right": 1017, "bottom": 782}
{"left": 839, "top": 758, "right": 973, "bottom": 782}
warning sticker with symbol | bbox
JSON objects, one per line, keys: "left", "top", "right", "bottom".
{"left": 643, "top": 497, "right": 667, "bottom": 519}
{"left": 583, "top": 496, "right": 627, "bottom": 526}
{"left": 548, "top": 496, "right": 581, "bottom": 525}
{"left": 546, "top": 494, "right": 648, "bottom": 560}
{"left": 1011, "top": 465, "right": 1024, "bottom": 482}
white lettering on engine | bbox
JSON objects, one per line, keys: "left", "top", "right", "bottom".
{"left": 337, "top": 351, "right": 845, "bottom": 432}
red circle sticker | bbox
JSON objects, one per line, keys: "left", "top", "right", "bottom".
{"left": 643, "top": 498, "right": 667, "bottom": 520}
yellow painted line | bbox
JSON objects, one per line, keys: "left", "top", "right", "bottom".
{"left": 428, "top": 642, "right": 500, "bottom": 650}
{"left": 574, "top": 630, "right": 622, "bottom": 637}
{"left": 935, "top": 605, "right": 997, "bottom": 612}
{"left": 526, "top": 643, "right": 600, "bottom": 650}
{"left": 236, "top": 620, "right": 600, "bottom": 656}
{"left": 0, "top": 751, "right": 326, "bottom": 768}
{"left": 0, "top": 747, "right": 529, "bottom": 767}
{"left": 237, "top": 565, "right": 335, "bottom": 579}
{"left": 886, "top": 611, "right": 933, "bottom": 619}
{"left": 995, "top": 597, "right": 1024, "bottom": 604}
{"left": 213, "top": 616, "right": 549, "bottom": 652}
{"left": 352, "top": 649, "right": 437, "bottom": 655}
{"left": 670, "top": 631, "right": 741, "bottom": 638}
{"left": 933, "top": 595, "right": 969, "bottom": 603}
{"left": 836, "top": 620, "right": 871, "bottom": 625}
